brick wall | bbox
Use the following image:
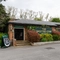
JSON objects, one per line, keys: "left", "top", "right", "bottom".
{"left": 8, "top": 24, "right": 13, "bottom": 42}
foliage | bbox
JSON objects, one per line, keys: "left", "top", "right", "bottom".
{"left": 0, "top": 33, "right": 4, "bottom": 40}
{"left": 52, "top": 35, "right": 60, "bottom": 41}
{"left": 0, "top": 33, "right": 4, "bottom": 46}
{"left": 27, "top": 26, "right": 36, "bottom": 30}
{"left": 51, "top": 18, "right": 60, "bottom": 22}
{"left": 34, "top": 17, "right": 42, "bottom": 21}
{"left": 41, "top": 38, "right": 47, "bottom": 42}
{"left": 0, "top": 0, "right": 6, "bottom": 2}
{"left": 27, "top": 30, "right": 40, "bottom": 43}
{"left": 0, "top": 33, "right": 6, "bottom": 46}
{"left": 40, "top": 33, "right": 53, "bottom": 42}
{"left": 45, "top": 13, "right": 49, "bottom": 21}
{"left": 0, "top": 40, "right": 1, "bottom": 46}
{"left": 48, "top": 37, "right": 53, "bottom": 41}
{"left": 58, "top": 35, "right": 60, "bottom": 40}
{"left": 19, "top": 9, "right": 44, "bottom": 20}
{"left": 0, "top": 4, "right": 10, "bottom": 32}
{"left": 6, "top": 6, "right": 17, "bottom": 19}
{"left": 52, "top": 27, "right": 60, "bottom": 35}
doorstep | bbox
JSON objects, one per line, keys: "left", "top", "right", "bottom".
{"left": 33, "top": 41, "right": 60, "bottom": 46}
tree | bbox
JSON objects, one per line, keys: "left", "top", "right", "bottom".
{"left": 20, "top": 9, "right": 36, "bottom": 20}
{"left": 19, "top": 10, "right": 44, "bottom": 21}
{"left": 6, "top": 6, "right": 17, "bottom": 19}
{"left": 51, "top": 18, "right": 60, "bottom": 22}
{"left": 0, "top": 0, "right": 6, "bottom": 2}
{"left": 34, "top": 12, "right": 43, "bottom": 21}
{"left": 34, "top": 17, "right": 42, "bottom": 21}
{"left": 38, "top": 11, "right": 44, "bottom": 21}
{"left": 45, "top": 13, "right": 49, "bottom": 21}
{"left": 0, "top": 4, "right": 10, "bottom": 32}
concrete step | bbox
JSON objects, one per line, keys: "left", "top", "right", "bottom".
{"left": 16, "top": 40, "right": 30, "bottom": 46}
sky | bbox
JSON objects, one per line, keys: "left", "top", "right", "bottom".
{"left": 1, "top": 0, "right": 60, "bottom": 18}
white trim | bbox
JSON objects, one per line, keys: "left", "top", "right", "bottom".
{"left": 24, "top": 28, "right": 25, "bottom": 41}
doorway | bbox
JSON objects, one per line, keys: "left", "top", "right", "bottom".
{"left": 14, "top": 29, "right": 24, "bottom": 40}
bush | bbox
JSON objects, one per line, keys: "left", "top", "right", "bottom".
{"left": 48, "top": 37, "right": 53, "bottom": 41}
{"left": 58, "top": 35, "right": 60, "bottom": 40}
{"left": 41, "top": 38, "right": 47, "bottom": 42}
{"left": 0, "top": 33, "right": 7, "bottom": 46}
{"left": 52, "top": 35, "right": 60, "bottom": 41}
{"left": 0, "top": 40, "right": 1, "bottom": 46}
{"left": 27, "top": 30, "right": 40, "bottom": 43}
{"left": 40, "top": 33, "right": 53, "bottom": 42}
{"left": 0, "top": 33, "right": 4, "bottom": 46}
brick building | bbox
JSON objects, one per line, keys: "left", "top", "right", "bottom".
{"left": 8, "top": 19, "right": 60, "bottom": 46}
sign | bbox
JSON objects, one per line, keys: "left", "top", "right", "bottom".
{"left": 35, "top": 27, "right": 52, "bottom": 34}
{"left": 14, "top": 25, "right": 24, "bottom": 29}
{"left": 3, "top": 35, "right": 10, "bottom": 47}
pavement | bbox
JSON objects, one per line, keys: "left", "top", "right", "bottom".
{"left": 0, "top": 43, "right": 60, "bottom": 60}
{"left": 33, "top": 41, "right": 60, "bottom": 46}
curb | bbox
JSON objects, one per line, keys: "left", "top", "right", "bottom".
{"left": 33, "top": 41, "right": 60, "bottom": 46}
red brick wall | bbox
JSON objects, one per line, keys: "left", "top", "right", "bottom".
{"left": 8, "top": 24, "right": 13, "bottom": 42}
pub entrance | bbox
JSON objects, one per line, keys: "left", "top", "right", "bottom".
{"left": 14, "top": 29, "right": 24, "bottom": 40}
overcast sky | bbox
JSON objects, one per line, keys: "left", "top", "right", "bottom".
{"left": 1, "top": 0, "right": 60, "bottom": 18}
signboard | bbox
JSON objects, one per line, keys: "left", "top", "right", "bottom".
{"left": 14, "top": 25, "right": 24, "bottom": 29}
{"left": 27, "top": 26, "right": 52, "bottom": 34}
{"left": 3, "top": 35, "right": 10, "bottom": 47}
{"left": 35, "top": 27, "right": 52, "bottom": 34}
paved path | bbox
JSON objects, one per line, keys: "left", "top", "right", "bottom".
{"left": 0, "top": 44, "right": 60, "bottom": 60}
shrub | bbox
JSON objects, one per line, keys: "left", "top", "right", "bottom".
{"left": 27, "top": 30, "right": 40, "bottom": 43}
{"left": 0, "top": 33, "right": 4, "bottom": 39}
{"left": 0, "top": 40, "right": 1, "bottom": 46}
{"left": 41, "top": 38, "right": 47, "bottom": 42}
{"left": 0, "top": 33, "right": 7, "bottom": 46}
{"left": 58, "top": 35, "right": 60, "bottom": 40}
{"left": 0, "top": 33, "right": 4, "bottom": 46}
{"left": 40, "top": 33, "right": 53, "bottom": 42}
{"left": 48, "top": 37, "right": 53, "bottom": 41}
{"left": 52, "top": 35, "right": 60, "bottom": 41}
